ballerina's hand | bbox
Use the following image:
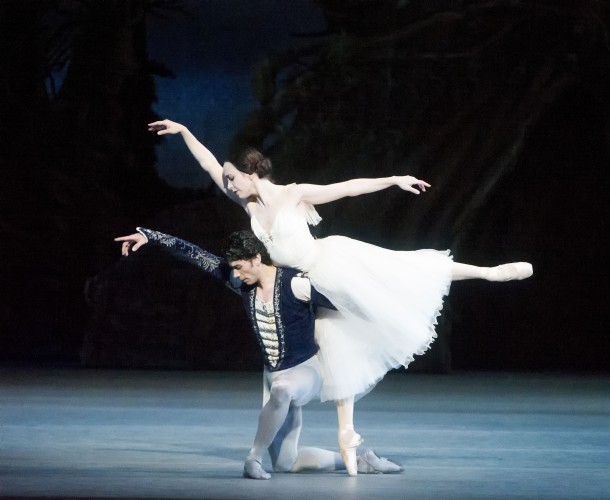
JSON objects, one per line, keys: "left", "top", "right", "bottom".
{"left": 114, "top": 233, "right": 147, "bottom": 256}
{"left": 147, "top": 119, "right": 185, "bottom": 135}
{"left": 395, "top": 175, "right": 431, "bottom": 194}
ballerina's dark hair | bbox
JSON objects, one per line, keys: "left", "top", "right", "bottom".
{"left": 224, "top": 230, "right": 272, "bottom": 265}
{"left": 227, "top": 147, "right": 273, "bottom": 180}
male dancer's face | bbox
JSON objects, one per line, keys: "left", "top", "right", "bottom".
{"left": 229, "top": 256, "right": 261, "bottom": 285}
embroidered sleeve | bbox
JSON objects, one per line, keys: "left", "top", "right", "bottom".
{"left": 136, "top": 227, "right": 232, "bottom": 283}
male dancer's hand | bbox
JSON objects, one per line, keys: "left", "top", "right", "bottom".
{"left": 114, "top": 233, "right": 147, "bottom": 256}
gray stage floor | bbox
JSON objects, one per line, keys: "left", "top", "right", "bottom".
{"left": 1, "top": 368, "right": 609, "bottom": 500}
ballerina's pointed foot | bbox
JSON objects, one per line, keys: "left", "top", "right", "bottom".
{"left": 339, "top": 429, "right": 363, "bottom": 476}
{"left": 243, "top": 458, "right": 271, "bottom": 480}
{"left": 484, "top": 262, "right": 533, "bottom": 282}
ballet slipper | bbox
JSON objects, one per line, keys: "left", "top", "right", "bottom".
{"left": 338, "top": 429, "right": 363, "bottom": 476}
{"left": 484, "top": 262, "right": 533, "bottom": 282}
{"left": 243, "top": 458, "right": 271, "bottom": 480}
{"left": 357, "top": 449, "right": 404, "bottom": 474}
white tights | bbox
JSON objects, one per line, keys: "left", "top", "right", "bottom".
{"left": 268, "top": 405, "right": 343, "bottom": 472}
{"left": 248, "top": 359, "right": 344, "bottom": 473}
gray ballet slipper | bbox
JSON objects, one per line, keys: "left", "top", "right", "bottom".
{"left": 357, "top": 449, "right": 404, "bottom": 474}
{"left": 243, "top": 458, "right": 271, "bottom": 480}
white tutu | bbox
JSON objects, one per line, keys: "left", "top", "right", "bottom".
{"left": 252, "top": 203, "right": 452, "bottom": 402}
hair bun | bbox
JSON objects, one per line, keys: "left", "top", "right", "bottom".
{"left": 254, "top": 157, "right": 272, "bottom": 178}
{"left": 228, "top": 147, "right": 273, "bottom": 179}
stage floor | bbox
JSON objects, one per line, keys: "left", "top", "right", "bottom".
{"left": 1, "top": 367, "right": 609, "bottom": 499}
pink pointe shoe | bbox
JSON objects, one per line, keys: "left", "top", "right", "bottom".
{"left": 339, "top": 429, "right": 363, "bottom": 476}
{"left": 484, "top": 262, "right": 533, "bottom": 282}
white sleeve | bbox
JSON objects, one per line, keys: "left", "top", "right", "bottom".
{"left": 290, "top": 276, "right": 312, "bottom": 302}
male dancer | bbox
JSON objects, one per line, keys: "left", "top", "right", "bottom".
{"left": 115, "top": 228, "right": 402, "bottom": 479}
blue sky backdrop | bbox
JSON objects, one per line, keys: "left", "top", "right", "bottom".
{"left": 148, "top": 0, "right": 325, "bottom": 188}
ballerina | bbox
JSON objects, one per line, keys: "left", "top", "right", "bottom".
{"left": 148, "top": 119, "right": 533, "bottom": 475}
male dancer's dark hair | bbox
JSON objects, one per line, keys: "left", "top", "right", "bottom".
{"left": 224, "top": 230, "right": 272, "bottom": 265}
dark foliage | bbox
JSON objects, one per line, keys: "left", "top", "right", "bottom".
{"left": 0, "top": 0, "right": 180, "bottom": 363}
{"left": 232, "top": 0, "right": 610, "bottom": 370}
{"left": 1, "top": 0, "right": 609, "bottom": 371}
{"left": 82, "top": 198, "right": 259, "bottom": 370}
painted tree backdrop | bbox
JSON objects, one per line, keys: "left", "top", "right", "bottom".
{"left": 1, "top": 0, "right": 608, "bottom": 370}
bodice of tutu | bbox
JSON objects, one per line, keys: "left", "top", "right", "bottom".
{"left": 250, "top": 206, "right": 320, "bottom": 272}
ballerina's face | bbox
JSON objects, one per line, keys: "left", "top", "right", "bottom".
{"left": 223, "top": 162, "right": 256, "bottom": 199}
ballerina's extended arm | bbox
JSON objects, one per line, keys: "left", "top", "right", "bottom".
{"left": 293, "top": 175, "right": 431, "bottom": 206}
{"left": 147, "top": 119, "right": 244, "bottom": 206}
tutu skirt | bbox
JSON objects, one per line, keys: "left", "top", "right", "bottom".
{"left": 308, "top": 236, "right": 453, "bottom": 401}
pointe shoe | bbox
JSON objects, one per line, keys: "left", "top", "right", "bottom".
{"left": 339, "top": 429, "right": 363, "bottom": 476}
{"left": 243, "top": 458, "right": 271, "bottom": 480}
{"left": 484, "top": 262, "right": 533, "bottom": 282}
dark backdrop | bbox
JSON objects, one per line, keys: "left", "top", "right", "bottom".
{"left": 1, "top": 0, "right": 608, "bottom": 372}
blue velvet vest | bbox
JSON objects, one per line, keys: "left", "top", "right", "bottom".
{"left": 137, "top": 228, "right": 328, "bottom": 371}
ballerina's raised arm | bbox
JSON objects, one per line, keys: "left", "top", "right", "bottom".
{"left": 148, "top": 119, "right": 248, "bottom": 208}
{"left": 148, "top": 119, "right": 431, "bottom": 215}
